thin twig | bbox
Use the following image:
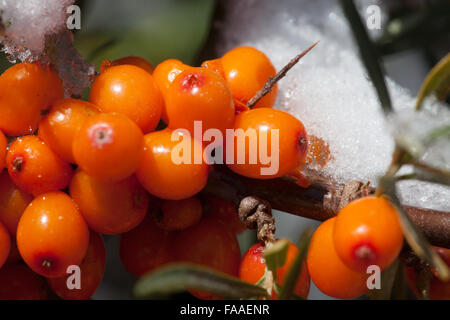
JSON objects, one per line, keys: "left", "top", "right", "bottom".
{"left": 247, "top": 41, "right": 320, "bottom": 108}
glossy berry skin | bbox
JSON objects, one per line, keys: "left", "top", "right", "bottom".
{"left": 0, "top": 220, "right": 10, "bottom": 269}
{"left": 165, "top": 67, "right": 235, "bottom": 136}
{"left": 0, "top": 264, "right": 48, "bottom": 300}
{"left": 0, "top": 171, "right": 34, "bottom": 235}
{"left": 89, "top": 65, "right": 163, "bottom": 133}
{"left": 227, "top": 108, "right": 308, "bottom": 179}
{"left": 17, "top": 192, "right": 90, "bottom": 278}
{"left": 0, "top": 130, "right": 6, "bottom": 171}
{"left": 119, "top": 215, "right": 173, "bottom": 277}
{"left": 201, "top": 58, "right": 226, "bottom": 79}
{"left": 38, "top": 99, "right": 100, "bottom": 163}
{"left": 72, "top": 113, "right": 144, "bottom": 182}
{"left": 334, "top": 196, "right": 403, "bottom": 272}
{"left": 102, "top": 56, "right": 154, "bottom": 74}
{"left": 158, "top": 197, "right": 203, "bottom": 231}
{"left": 69, "top": 170, "right": 148, "bottom": 235}
{"left": 0, "top": 62, "right": 64, "bottom": 136}
{"left": 240, "top": 241, "right": 310, "bottom": 299}
{"left": 47, "top": 231, "right": 106, "bottom": 300}
{"left": 404, "top": 246, "right": 450, "bottom": 300}
{"left": 152, "top": 59, "right": 190, "bottom": 123}
{"left": 173, "top": 217, "right": 241, "bottom": 299}
{"left": 307, "top": 218, "right": 368, "bottom": 299}
{"left": 136, "top": 129, "right": 210, "bottom": 200}
{"left": 6, "top": 135, "right": 73, "bottom": 196}
{"left": 221, "top": 46, "right": 278, "bottom": 109}
{"left": 203, "top": 196, "right": 246, "bottom": 234}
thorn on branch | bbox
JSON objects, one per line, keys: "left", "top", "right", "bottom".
{"left": 246, "top": 41, "right": 320, "bottom": 108}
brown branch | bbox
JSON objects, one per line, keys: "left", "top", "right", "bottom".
{"left": 202, "top": 165, "right": 450, "bottom": 249}
{"left": 246, "top": 41, "right": 320, "bottom": 108}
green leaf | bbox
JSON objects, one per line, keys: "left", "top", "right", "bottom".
{"left": 264, "top": 238, "right": 290, "bottom": 274}
{"left": 339, "top": 0, "right": 392, "bottom": 115}
{"left": 277, "top": 228, "right": 313, "bottom": 300}
{"left": 416, "top": 53, "right": 450, "bottom": 110}
{"left": 134, "top": 263, "right": 268, "bottom": 300}
{"left": 379, "top": 177, "right": 450, "bottom": 282}
{"left": 426, "top": 124, "right": 450, "bottom": 143}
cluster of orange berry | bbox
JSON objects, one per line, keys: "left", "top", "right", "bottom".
{"left": 0, "top": 46, "right": 312, "bottom": 299}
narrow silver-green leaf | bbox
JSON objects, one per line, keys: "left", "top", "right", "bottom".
{"left": 277, "top": 228, "right": 313, "bottom": 300}
{"left": 366, "top": 259, "right": 400, "bottom": 300}
{"left": 339, "top": 0, "right": 392, "bottom": 115}
{"left": 416, "top": 53, "right": 450, "bottom": 111}
{"left": 134, "top": 263, "right": 268, "bottom": 299}
{"left": 264, "top": 238, "right": 290, "bottom": 274}
{"left": 379, "top": 177, "right": 450, "bottom": 282}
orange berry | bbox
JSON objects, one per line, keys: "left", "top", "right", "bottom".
{"left": 47, "top": 231, "right": 106, "bottom": 300}
{"left": 136, "top": 129, "right": 210, "bottom": 200}
{"left": 0, "top": 264, "right": 48, "bottom": 300}
{"left": 173, "top": 216, "right": 241, "bottom": 299}
{"left": 0, "top": 130, "right": 6, "bottom": 171}
{"left": 69, "top": 170, "right": 148, "bottom": 234}
{"left": 72, "top": 113, "right": 144, "bottom": 182}
{"left": 0, "top": 171, "right": 34, "bottom": 235}
{"left": 227, "top": 108, "right": 308, "bottom": 179}
{"left": 334, "top": 196, "right": 403, "bottom": 272}
{"left": 240, "top": 241, "right": 310, "bottom": 299}
{"left": 0, "top": 220, "right": 10, "bottom": 269}
{"left": 307, "top": 218, "right": 368, "bottom": 299}
{"left": 201, "top": 58, "right": 226, "bottom": 79}
{"left": 17, "top": 191, "right": 90, "bottom": 278}
{"left": 119, "top": 215, "right": 173, "bottom": 277}
{"left": 102, "top": 56, "right": 154, "bottom": 74}
{"left": 38, "top": 98, "right": 100, "bottom": 163}
{"left": 221, "top": 46, "right": 277, "bottom": 108}
{"left": 203, "top": 196, "right": 246, "bottom": 234}
{"left": 404, "top": 246, "right": 450, "bottom": 300}
{"left": 0, "top": 62, "right": 64, "bottom": 136}
{"left": 6, "top": 135, "right": 73, "bottom": 196}
{"left": 89, "top": 65, "right": 163, "bottom": 133}
{"left": 165, "top": 67, "right": 235, "bottom": 136}
{"left": 157, "top": 197, "right": 203, "bottom": 231}
{"left": 153, "top": 59, "right": 190, "bottom": 123}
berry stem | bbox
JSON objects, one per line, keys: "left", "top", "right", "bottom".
{"left": 246, "top": 41, "right": 320, "bottom": 108}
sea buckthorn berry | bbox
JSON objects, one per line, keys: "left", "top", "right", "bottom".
{"left": 203, "top": 196, "right": 246, "bottom": 234}
{"left": 404, "top": 246, "right": 450, "bottom": 300}
{"left": 101, "top": 56, "right": 154, "bottom": 74}
{"left": 0, "top": 264, "right": 48, "bottom": 300}
{"left": 240, "top": 241, "right": 310, "bottom": 299}
{"left": 17, "top": 192, "right": 90, "bottom": 278}
{"left": 69, "top": 170, "right": 148, "bottom": 235}
{"left": 157, "top": 197, "right": 203, "bottom": 231}
{"left": 165, "top": 67, "right": 235, "bottom": 136}
{"left": 152, "top": 59, "right": 190, "bottom": 123}
{"left": 0, "top": 171, "right": 34, "bottom": 236}
{"left": 72, "top": 113, "right": 144, "bottom": 182}
{"left": 334, "top": 196, "right": 403, "bottom": 272}
{"left": 0, "top": 130, "right": 6, "bottom": 171}
{"left": 0, "top": 220, "right": 10, "bottom": 269}
{"left": 6, "top": 135, "right": 73, "bottom": 196}
{"left": 227, "top": 108, "right": 308, "bottom": 179}
{"left": 119, "top": 215, "right": 174, "bottom": 277}
{"left": 173, "top": 217, "right": 241, "bottom": 299}
{"left": 0, "top": 62, "right": 64, "bottom": 136}
{"left": 38, "top": 99, "right": 100, "bottom": 163}
{"left": 221, "top": 46, "right": 278, "bottom": 108}
{"left": 47, "top": 231, "right": 106, "bottom": 300}
{"left": 201, "top": 58, "right": 226, "bottom": 79}
{"left": 89, "top": 65, "right": 163, "bottom": 133}
{"left": 136, "top": 129, "right": 210, "bottom": 200}
{"left": 307, "top": 218, "right": 368, "bottom": 299}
